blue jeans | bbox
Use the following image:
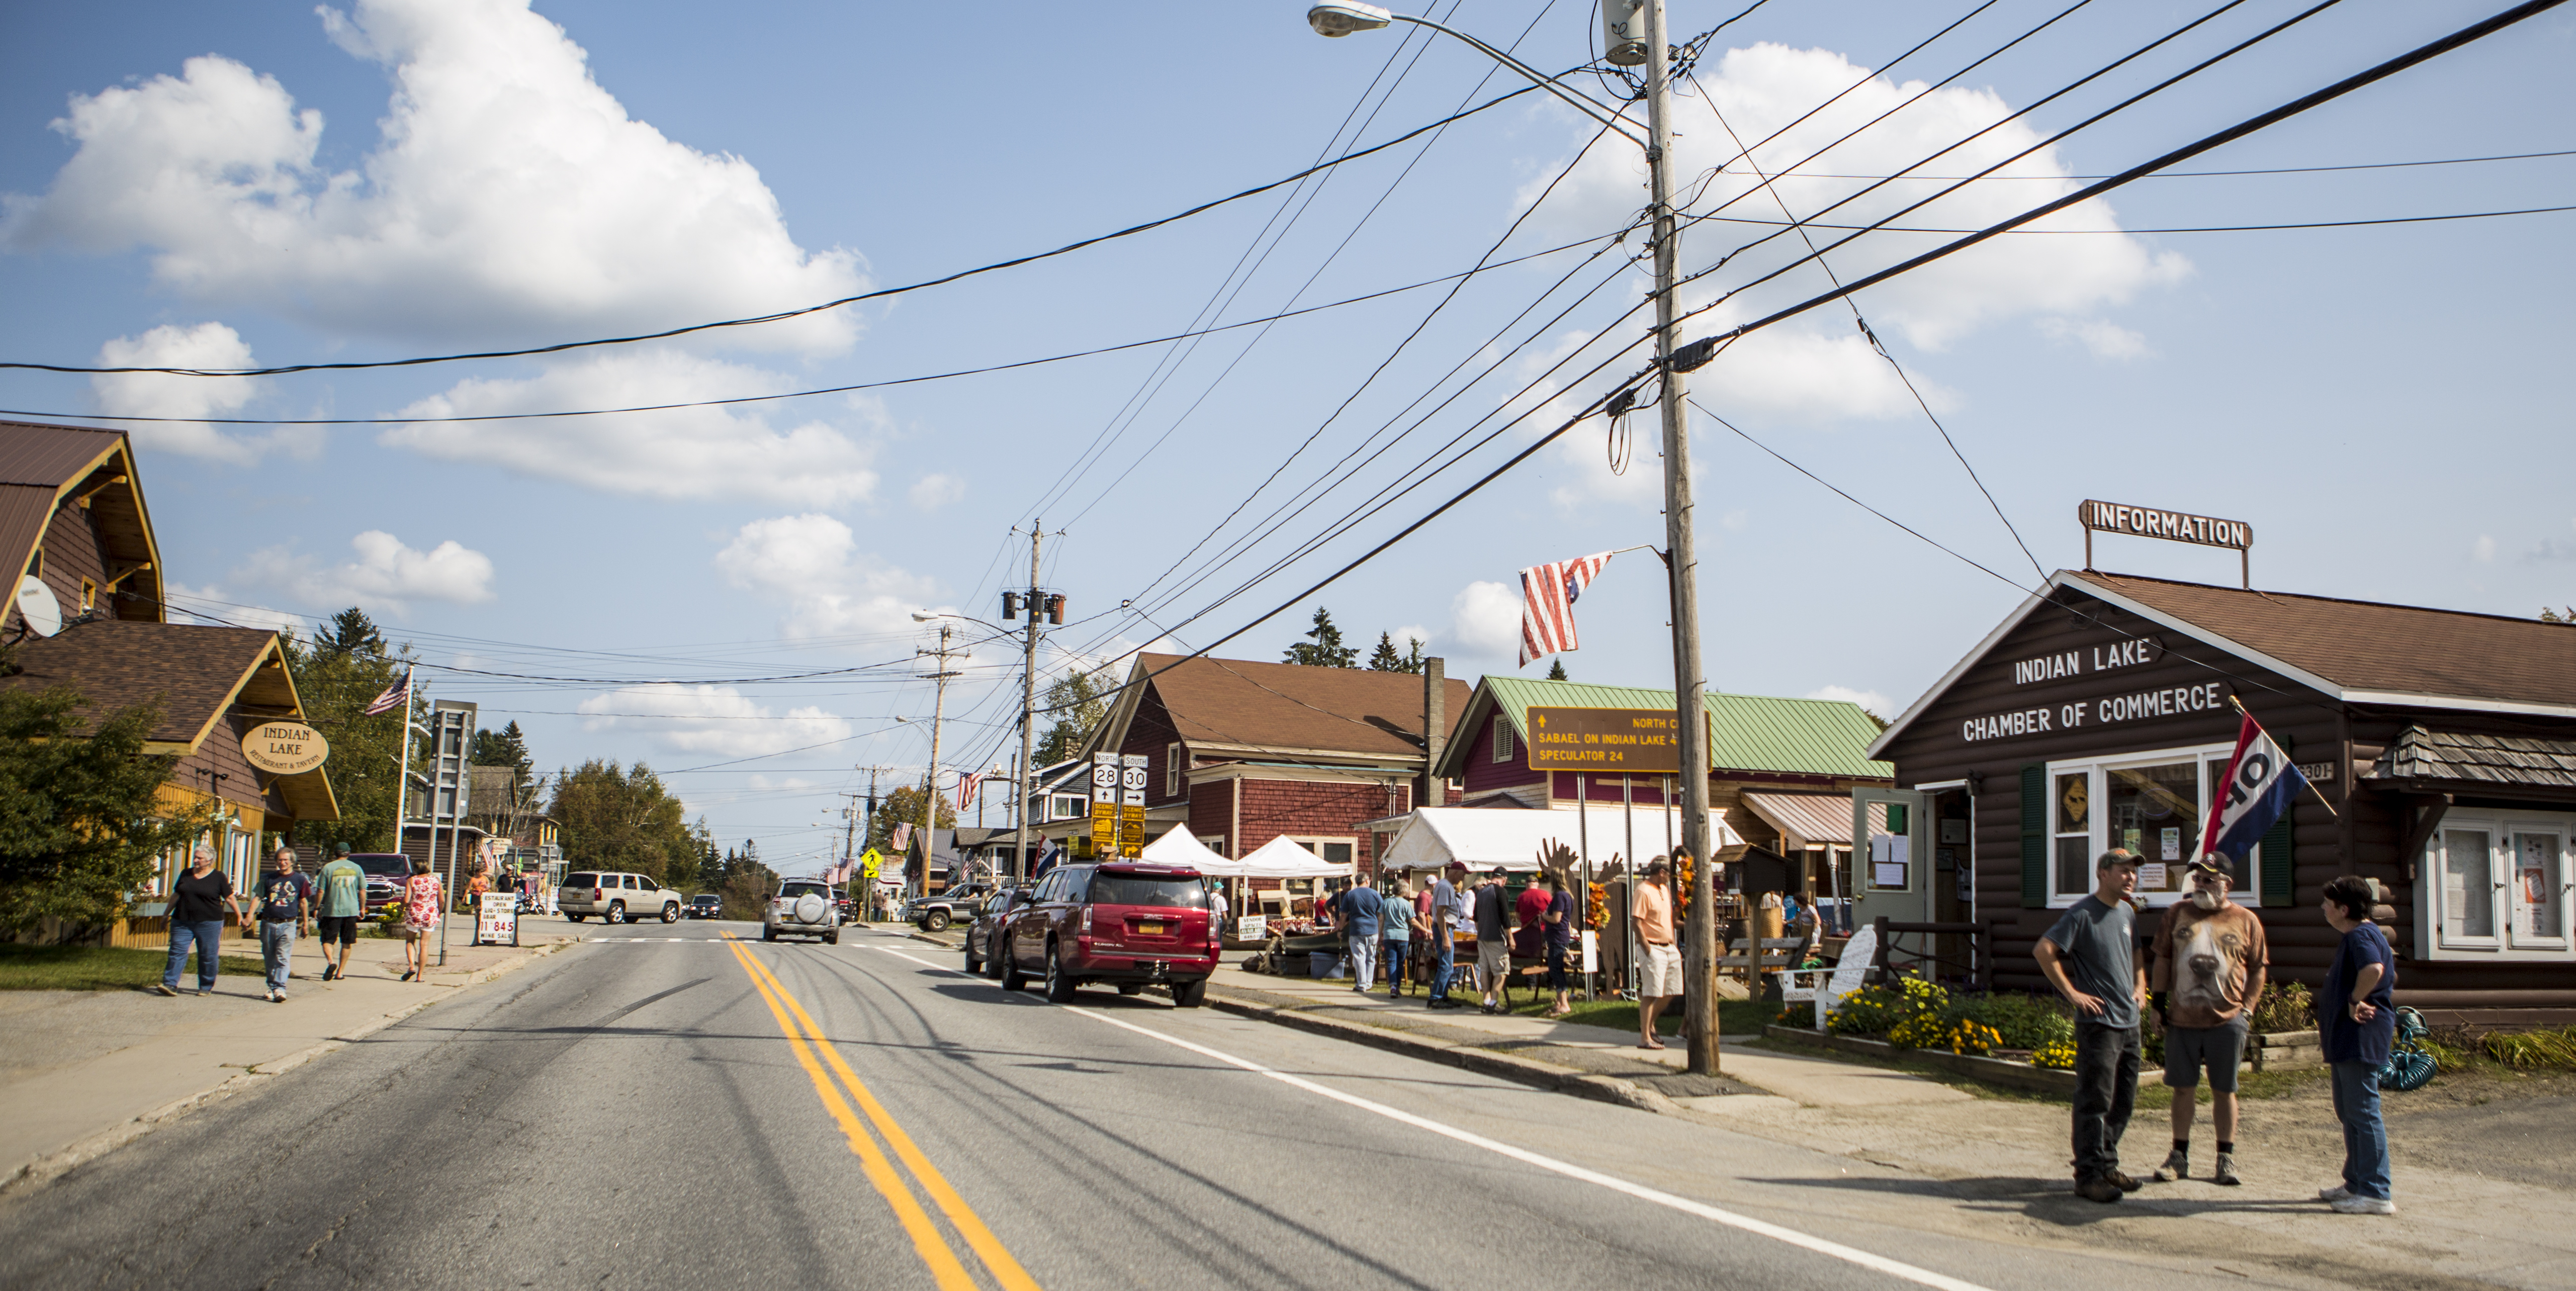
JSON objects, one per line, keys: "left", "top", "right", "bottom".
{"left": 164, "top": 920, "right": 224, "bottom": 991}
{"left": 1383, "top": 940, "right": 1409, "bottom": 989}
{"left": 1347, "top": 935, "right": 1378, "bottom": 991}
{"left": 2330, "top": 1060, "right": 2391, "bottom": 1200}
{"left": 1430, "top": 937, "right": 1456, "bottom": 1000}
{"left": 260, "top": 921, "right": 297, "bottom": 991}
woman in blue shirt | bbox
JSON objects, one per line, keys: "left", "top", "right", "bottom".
{"left": 2317, "top": 874, "right": 2397, "bottom": 1214}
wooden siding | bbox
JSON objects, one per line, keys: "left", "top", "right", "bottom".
{"left": 1462, "top": 708, "right": 1542, "bottom": 794}
{"left": 33, "top": 496, "right": 110, "bottom": 621}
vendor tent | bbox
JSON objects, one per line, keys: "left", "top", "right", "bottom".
{"left": 1189, "top": 834, "right": 1352, "bottom": 879}
{"left": 1139, "top": 829, "right": 1228, "bottom": 871}
{"left": 1379, "top": 806, "right": 1736, "bottom": 872}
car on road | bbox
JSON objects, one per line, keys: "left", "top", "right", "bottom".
{"left": 962, "top": 886, "right": 1033, "bottom": 978}
{"left": 685, "top": 894, "right": 723, "bottom": 920}
{"left": 1000, "top": 863, "right": 1216, "bottom": 1006}
{"left": 898, "top": 887, "right": 985, "bottom": 933}
{"left": 558, "top": 871, "right": 685, "bottom": 924}
{"left": 764, "top": 879, "right": 841, "bottom": 943}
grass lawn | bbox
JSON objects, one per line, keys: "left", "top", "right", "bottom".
{"left": 0, "top": 942, "right": 266, "bottom": 991}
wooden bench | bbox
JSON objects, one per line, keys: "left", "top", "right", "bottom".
{"left": 1717, "top": 936, "right": 1806, "bottom": 978}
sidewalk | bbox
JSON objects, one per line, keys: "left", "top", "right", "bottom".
{"left": 0, "top": 921, "right": 578, "bottom": 1195}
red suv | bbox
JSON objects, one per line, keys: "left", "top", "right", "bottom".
{"left": 1000, "top": 862, "right": 1217, "bottom": 1007}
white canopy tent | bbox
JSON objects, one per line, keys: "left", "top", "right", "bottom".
{"left": 1138, "top": 829, "right": 1230, "bottom": 871}
{"left": 1189, "top": 834, "right": 1352, "bottom": 879}
{"left": 1378, "top": 806, "right": 1734, "bottom": 873}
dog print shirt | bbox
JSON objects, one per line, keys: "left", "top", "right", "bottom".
{"left": 2153, "top": 902, "right": 2268, "bottom": 1029}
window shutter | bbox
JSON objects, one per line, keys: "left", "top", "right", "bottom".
{"left": 2020, "top": 763, "right": 2046, "bottom": 908}
{"left": 2259, "top": 734, "right": 2294, "bottom": 907}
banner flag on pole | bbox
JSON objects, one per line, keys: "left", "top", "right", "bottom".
{"left": 890, "top": 822, "right": 912, "bottom": 852}
{"left": 2203, "top": 710, "right": 2310, "bottom": 863}
{"left": 955, "top": 770, "right": 982, "bottom": 812}
{"left": 1518, "top": 551, "right": 1614, "bottom": 667}
{"left": 362, "top": 667, "right": 414, "bottom": 716}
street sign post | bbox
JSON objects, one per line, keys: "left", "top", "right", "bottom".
{"left": 1521, "top": 706, "right": 1707, "bottom": 774}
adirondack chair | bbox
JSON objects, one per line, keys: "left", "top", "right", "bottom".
{"left": 1781, "top": 923, "right": 1877, "bottom": 1029}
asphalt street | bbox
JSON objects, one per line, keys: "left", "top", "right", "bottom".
{"left": 0, "top": 921, "right": 2341, "bottom": 1290}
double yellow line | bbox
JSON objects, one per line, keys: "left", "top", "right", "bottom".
{"left": 720, "top": 933, "right": 1038, "bottom": 1291}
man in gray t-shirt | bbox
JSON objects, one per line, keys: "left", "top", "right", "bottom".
{"left": 2037, "top": 848, "right": 2147, "bottom": 1204}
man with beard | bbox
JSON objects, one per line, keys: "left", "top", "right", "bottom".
{"left": 2149, "top": 857, "right": 2270, "bottom": 1187}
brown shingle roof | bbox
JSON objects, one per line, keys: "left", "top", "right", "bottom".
{"left": 1131, "top": 653, "right": 1472, "bottom": 759}
{"left": 2369, "top": 725, "right": 2576, "bottom": 791}
{"left": 0, "top": 421, "right": 123, "bottom": 488}
{"left": 0, "top": 620, "right": 285, "bottom": 748}
{"left": 2069, "top": 571, "right": 2576, "bottom": 710}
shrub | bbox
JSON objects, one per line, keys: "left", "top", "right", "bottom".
{"left": 2248, "top": 981, "right": 2314, "bottom": 1033}
{"left": 1827, "top": 975, "right": 1948, "bottom": 1036}
{"left": 2482, "top": 1026, "right": 2576, "bottom": 1070}
{"left": 2032, "top": 1038, "right": 2077, "bottom": 1069}
{"left": 1947, "top": 993, "right": 2074, "bottom": 1052}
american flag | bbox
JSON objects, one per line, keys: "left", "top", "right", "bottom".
{"left": 954, "top": 770, "right": 983, "bottom": 812}
{"left": 1519, "top": 552, "right": 1615, "bottom": 667}
{"left": 361, "top": 668, "right": 414, "bottom": 716}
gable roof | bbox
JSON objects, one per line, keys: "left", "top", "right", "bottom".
{"left": 1436, "top": 676, "right": 1894, "bottom": 781}
{"left": 0, "top": 420, "right": 165, "bottom": 628}
{"left": 1096, "top": 653, "right": 1472, "bottom": 765}
{"left": 1866, "top": 570, "right": 2576, "bottom": 757}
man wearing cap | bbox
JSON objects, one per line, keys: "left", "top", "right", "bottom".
{"left": 315, "top": 842, "right": 367, "bottom": 982}
{"left": 2037, "top": 848, "right": 2151, "bottom": 1203}
{"left": 1426, "top": 862, "right": 1468, "bottom": 1009}
{"left": 2150, "top": 857, "right": 2269, "bottom": 1187}
{"left": 1470, "top": 868, "right": 1512, "bottom": 1014}
{"left": 1632, "top": 858, "right": 1680, "bottom": 1049}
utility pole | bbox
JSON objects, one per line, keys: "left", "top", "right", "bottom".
{"left": 916, "top": 624, "right": 962, "bottom": 897}
{"left": 1011, "top": 523, "right": 1045, "bottom": 886}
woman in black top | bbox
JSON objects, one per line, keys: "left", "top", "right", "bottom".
{"left": 158, "top": 846, "right": 246, "bottom": 996}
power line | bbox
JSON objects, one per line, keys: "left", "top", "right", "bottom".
{"left": 1679, "top": 202, "right": 2576, "bottom": 234}
{"left": 1743, "top": 144, "right": 2576, "bottom": 181}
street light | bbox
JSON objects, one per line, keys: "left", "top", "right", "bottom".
{"left": 1307, "top": 0, "right": 1717, "bottom": 1077}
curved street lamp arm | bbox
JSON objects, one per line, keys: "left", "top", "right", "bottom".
{"left": 1387, "top": 13, "right": 1651, "bottom": 151}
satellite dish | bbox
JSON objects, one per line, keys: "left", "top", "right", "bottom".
{"left": 14, "top": 577, "right": 61, "bottom": 638}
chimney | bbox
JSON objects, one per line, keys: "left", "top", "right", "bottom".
{"left": 1419, "top": 657, "right": 1446, "bottom": 813}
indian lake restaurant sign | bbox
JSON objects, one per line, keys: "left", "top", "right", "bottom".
{"left": 1524, "top": 706, "right": 1697, "bottom": 773}
{"left": 1959, "top": 634, "right": 2230, "bottom": 744}
{"left": 241, "top": 722, "right": 330, "bottom": 775}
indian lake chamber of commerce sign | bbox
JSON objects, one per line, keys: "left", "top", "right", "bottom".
{"left": 241, "top": 721, "right": 329, "bottom": 775}
{"left": 1958, "top": 633, "right": 2230, "bottom": 743}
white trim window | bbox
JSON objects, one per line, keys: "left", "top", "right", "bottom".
{"left": 1166, "top": 743, "right": 1185, "bottom": 798}
{"left": 1288, "top": 835, "right": 1358, "bottom": 871}
{"left": 1492, "top": 719, "right": 1512, "bottom": 763}
{"left": 2424, "top": 810, "right": 2572, "bottom": 960}
{"left": 1048, "top": 794, "right": 1089, "bottom": 822}
{"left": 2044, "top": 740, "right": 2259, "bottom": 908}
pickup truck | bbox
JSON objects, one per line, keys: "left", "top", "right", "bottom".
{"left": 897, "top": 885, "right": 989, "bottom": 933}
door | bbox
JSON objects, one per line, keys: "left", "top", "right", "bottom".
{"left": 1012, "top": 872, "right": 1057, "bottom": 966}
{"left": 1850, "top": 786, "right": 1931, "bottom": 933}
{"left": 2506, "top": 829, "right": 2570, "bottom": 952}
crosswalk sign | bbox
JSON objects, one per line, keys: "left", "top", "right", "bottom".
{"left": 859, "top": 847, "right": 884, "bottom": 881}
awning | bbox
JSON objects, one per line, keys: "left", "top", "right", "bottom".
{"left": 1738, "top": 791, "right": 1857, "bottom": 848}
{"left": 1377, "top": 806, "right": 1735, "bottom": 872}
{"left": 2368, "top": 725, "right": 2576, "bottom": 793}
{"left": 1192, "top": 835, "right": 1351, "bottom": 879}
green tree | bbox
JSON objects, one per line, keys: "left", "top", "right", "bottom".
{"left": 1283, "top": 607, "right": 1356, "bottom": 667}
{"left": 867, "top": 785, "right": 956, "bottom": 853}
{"left": 2545, "top": 606, "right": 2575, "bottom": 623}
{"left": 282, "top": 610, "right": 416, "bottom": 855}
{"left": 548, "top": 759, "right": 697, "bottom": 887}
{"left": 0, "top": 688, "right": 214, "bottom": 930}
{"left": 1546, "top": 658, "right": 1568, "bottom": 681}
{"left": 473, "top": 722, "right": 533, "bottom": 781}
{"left": 1367, "top": 632, "right": 1428, "bottom": 673}
{"left": 1035, "top": 666, "right": 1113, "bottom": 764}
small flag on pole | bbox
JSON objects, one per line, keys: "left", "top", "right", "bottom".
{"left": 2203, "top": 709, "right": 2311, "bottom": 864}
{"left": 890, "top": 822, "right": 912, "bottom": 852}
{"left": 955, "top": 770, "right": 983, "bottom": 812}
{"left": 1518, "top": 552, "right": 1615, "bottom": 667}
{"left": 362, "top": 667, "right": 413, "bottom": 716}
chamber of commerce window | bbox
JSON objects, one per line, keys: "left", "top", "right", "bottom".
{"left": 2045, "top": 742, "right": 2257, "bottom": 907}
{"left": 2427, "top": 811, "right": 2571, "bottom": 960}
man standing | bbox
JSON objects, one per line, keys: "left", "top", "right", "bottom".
{"left": 1381, "top": 880, "right": 1413, "bottom": 997}
{"left": 2150, "top": 858, "right": 2269, "bottom": 1187}
{"left": 2037, "top": 849, "right": 2150, "bottom": 1203}
{"left": 1341, "top": 880, "right": 1383, "bottom": 994}
{"left": 316, "top": 843, "right": 366, "bottom": 982}
{"left": 1632, "top": 858, "right": 1679, "bottom": 1050}
{"left": 1426, "top": 862, "right": 1466, "bottom": 1009}
{"left": 1471, "top": 868, "right": 1511, "bottom": 1014}
{"left": 253, "top": 846, "right": 315, "bottom": 1003}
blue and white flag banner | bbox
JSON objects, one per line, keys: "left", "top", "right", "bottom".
{"left": 2203, "top": 712, "right": 2310, "bottom": 863}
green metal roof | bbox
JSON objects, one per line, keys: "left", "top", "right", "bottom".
{"left": 1445, "top": 676, "right": 1894, "bottom": 781}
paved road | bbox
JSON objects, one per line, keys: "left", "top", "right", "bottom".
{"left": 0, "top": 922, "right": 2325, "bottom": 1290}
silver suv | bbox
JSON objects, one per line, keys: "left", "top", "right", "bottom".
{"left": 558, "top": 871, "right": 684, "bottom": 924}
{"left": 764, "top": 879, "right": 841, "bottom": 943}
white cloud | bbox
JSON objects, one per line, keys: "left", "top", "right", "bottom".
{"left": 715, "top": 513, "right": 939, "bottom": 639}
{"left": 2038, "top": 316, "right": 2152, "bottom": 361}
{"left": 1389, "top": 624, "right": 1431, "bottom": 651}
{"left": 2473, "top": 535, "right": 2497, "bottom": 562}
{"left": 88, "top": 323, "right": 320, "bottom": 462}
{"left": 1450, "top": 581, "right": 1524, "bottom": 660}
{"left": 1806, "top": 684, "right": 1893, "bottom": 715}
{"left": 907, "top": 473, "right": 966, "bottom": 510}
{"left": 3, "top": 0, "right": 864, "bottom": 355}
{"left": 382, "top": 349, "right": 880, "bottom": 504}
{"left": 239, "top": 530, "right": 496, "bottom": 614}
{"left": 160, "top": 581, "right": 309, "bottom": 635}
{"left": 577, "top": 684, "right": 852, "bottom": 760}
{"left": 2529, "top": 520, "right": 2576, "bottom": 562}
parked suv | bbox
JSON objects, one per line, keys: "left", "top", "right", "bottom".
{"left": 558, "top": 871, "right": 684, "bottom": 924}
{"left": 1000, "top": 863, "right": 1216, "bottom": 1006}
{"left": 962, "top": 887, "right": 1032, "bottom": 978}
{"left": 764, "top": 879, "right": 841, "bottom": 943}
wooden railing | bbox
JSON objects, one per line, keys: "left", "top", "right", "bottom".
{"left": 1869, "top": 918, "right": 1987, "bottom": 992}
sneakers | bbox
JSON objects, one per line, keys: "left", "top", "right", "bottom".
{"left": 2075, "top": 1177, "right": 2125, "bottom": 1204}
{"left": 2108, "top": 1170, "right": 2144, "bottom": 1194}
{"left": 2318, "top": 1184, "right": 2352, "bottom": 1202}
{"left": 152, "top": 983, "right": 179, "bottom": 997}
{"left": 2212, "top": 1153, "right": 2241, "bottom": 1187}
{"left": 2330, "top": 1194, "right": 2396, "bottom": 1215}
{"left": 2152, "top": 1150, "right": 2188, "bottom": 1183}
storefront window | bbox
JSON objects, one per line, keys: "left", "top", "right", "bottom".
{"left": 2420, "top": 816, "right": 2573, "bottom": 959}
{"left": 2441, "top": 828, "right": 2495, "bottom": 942}
{"left": 2053, "top": 772, "right": 2090, "bottom": 895}
{"left": 2045, "top": 743, "right": 2250, "bottom": 908}
{"left": 2516, "top": 832, "right": 2565, "bottom": 940}
{"left": 2106, "top": 761, "right": 2198, "bottom": 899}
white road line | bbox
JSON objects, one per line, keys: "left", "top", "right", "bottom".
{"left": 871, "top": 946, "right": 963, "bottom": 972}
{"left": 1065, "top": 1006, "right": 1991, "bottom": 1291}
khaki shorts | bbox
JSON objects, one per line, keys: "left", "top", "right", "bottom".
{"left": 1476, "top": 942, "right": 1509, "bottom": 990}
{"left": 1639, "top": 942, "right": 1683, "bottom": 997}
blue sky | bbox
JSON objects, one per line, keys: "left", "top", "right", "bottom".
{"left": 3, "top": 0, "right": 2569, "bottom": 868}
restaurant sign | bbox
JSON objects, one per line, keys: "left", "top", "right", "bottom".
{"left": 1523, "top": 706, "right": 1703, "bottom": 773}
{"left": 241, "top": 721, "right": 329, "bottom": 775}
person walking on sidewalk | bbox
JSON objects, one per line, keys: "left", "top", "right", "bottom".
{"left": 315, "top": 844, "right": 365, "bottom": 982}
{"left": 1543, "top": 871, "right": 1576, "bottom": 1017}
{"left": 2318, "top": 874, "right": 2398, "bottom": 1215}
{"left": 157, "top": 845, "right": 245, "bottom": 997}
{"left": 1471, "top": 868, "right": 1511, "bottom": 1014}
{"left": 2037, "top": 848, "right": 2149, "bottom": 1204}
{"left": 1381, "top": 879, "right": 1414, "bottom": 998}
{"left": 253, "top": 846, "right": 315, "bottom": 1003}
{"left": 2149, "top": 858, "right": 2269, "bottom": 1187}
{"left": 398, "top": 856, "right": 444, "bottom": 982}
{"left": 1633, "top": 858, "right": 1680, "bottom": 1049}
{"left": 1341, "top": 880, "right": 1384, "bottom": 993}
{"left": 1426, "top": 862, "right": 1466, "bottom": 1009}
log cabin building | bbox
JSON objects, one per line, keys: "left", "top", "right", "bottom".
{"left": 1865, "top": 569, "right": 2576, "bottom": 1027}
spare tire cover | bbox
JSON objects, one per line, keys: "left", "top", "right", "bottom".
{"left": 793, "top": 893, "right": 828, "bottom": 924}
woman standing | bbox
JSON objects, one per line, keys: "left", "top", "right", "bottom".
{"left": 2318, "top": 874, "right": 2397, "bottom": 1215}
{"left": 399, "top": 857, "right": 444, "bottom": 982}
{"left": 157, "top": 845, "right": 245, "bottom": 997}
{"left": 1381, "top": 879, "right": 1413, "bottom": 999}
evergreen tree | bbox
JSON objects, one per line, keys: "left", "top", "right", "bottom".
{"left": 1283, "top": 607, "right": 1357, "bottom": 667}
{"left": 1546, "top": 658, "right": 1568, "bottom": 681}
{"left": 1366, "top": 631, "right": 1403, "bottom": 671}
{"left": 547, "top": 759, "right": 699, "bottom": 887}
{"left": 313, "top": 607, "right": 386, "bottom": 656}
{"left": 283, "top": 611, "right": 416, "bottom": 855}
{"left": 0, "top": 689, "right": 214, "bottom": 928}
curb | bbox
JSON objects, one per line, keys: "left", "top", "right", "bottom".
{"left": 0, "top": 938, "right": 573, "bottom": 1200}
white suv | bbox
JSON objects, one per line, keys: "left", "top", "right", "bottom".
{"left": 764, "top": 879, "right": 841, "bottom": 943}
{"left": 558, "top": 871, "right": 684, "bottom": 924}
